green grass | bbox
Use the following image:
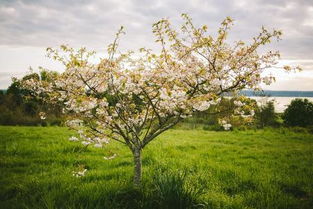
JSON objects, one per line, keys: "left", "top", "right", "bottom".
{"left": 0, "top": 126, "right": 313, "bottom": 209}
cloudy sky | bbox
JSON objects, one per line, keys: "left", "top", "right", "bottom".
{"left": 0, "top": 0, "right": 313, "bottom": 90}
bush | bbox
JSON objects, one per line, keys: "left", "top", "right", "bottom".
{"left": 255, "top": 100, "right": 280, "bottom": 128}
{"left": 283, "top": 99, "right": 313, "bottom": 127}
{"left": 0, "top": 76, "right": 64, "bottom": 126}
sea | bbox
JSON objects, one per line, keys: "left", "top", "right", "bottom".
{"left": 240, "top": 90, "right": 313, "bottom": 113}
{"left": 1, "top": 89, "right": 313, "bottom": 113}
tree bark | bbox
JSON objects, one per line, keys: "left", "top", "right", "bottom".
{"left": 132, "top": 148, "right": 142, "bottom": 186}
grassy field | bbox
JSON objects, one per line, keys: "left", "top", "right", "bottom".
{"left": 0, "top": 126, "right": 313, "bottom": 209}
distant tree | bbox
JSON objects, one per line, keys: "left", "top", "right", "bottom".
{"left": 0, "top": 90, "right": 4, "bottom": 104}
{"left": 283, "top": 99, "right": 313, "bottom": 127}
{"left": 256, "top": 100, "right": 278, "bottom": 128}
{"left": 0, "top": 72, "right": 63, "bottom": 125}
{"left": 6, "top": 79, "right": 23, "bottom": 107}
{"left": 6, "top": 75, "right": 41, "bottom": 114}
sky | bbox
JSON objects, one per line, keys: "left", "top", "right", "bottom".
{"left": 0, "top": 0, "right": 312, "bottom": 90}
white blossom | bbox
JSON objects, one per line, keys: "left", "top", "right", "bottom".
{"left": 193, "top": 101, "right": 211, "bottom": 111}
{"left": 222, "top": 123, "right": 232, "bottom": 130}
{"left": 66, "top": 119, "right": 83, "bottom": 127}
{"left": 39, "top": 112, "right": 46, "bottom": 120}
{"left": 104, "top": 154, "right": 117, "bottom": 160}
{"left": 69, "top": 136, "right": 79, "bottom": 141}
{"left": 82, "top": 141, "right": 91, "bottom": 146}
{"left": 73, "top": 169, "right": 87, "bottom": 177}
{"left": 234, "top": 100, "right": 244, "bottom": 107}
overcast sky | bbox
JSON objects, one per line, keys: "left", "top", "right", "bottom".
{"left": 0, "top": 0, "right": 312, "bottom": 90}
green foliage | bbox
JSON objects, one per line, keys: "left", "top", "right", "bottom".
{"left": 1, "top": 126, "right": 313, "bottom": 209}
{"left": 185, "top": 97, "right": 259, "bottom": 130}
{"left": 0, "top": 75, "right": 63, "bottom": 126}
{"left": 255, "top": 101, "right": 280, "bottom": 128}
{"left": 283, "top": 99, "right": 313, "bottom": 127}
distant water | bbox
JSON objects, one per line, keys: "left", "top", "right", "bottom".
{"left": 250, "top": 97, "right": 313, "bottom": 113}
{"left": 1, "top": 89, "right": 312, "bottom": 112}
{"left": 238, "top": 90, "right": 313, "bottom": 112}
{"left": 240, "top": 90, "right": 313, "bottom": 97}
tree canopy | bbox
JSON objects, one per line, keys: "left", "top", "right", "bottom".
{"left": 283, "top": 99, "right": 313, "bottom": 127}
{"left": 21, "top": 14, "right": 298, "bottom": 185}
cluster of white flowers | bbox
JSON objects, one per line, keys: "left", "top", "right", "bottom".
{"left": 234, "top": 109, "right": 245, "bottom": 115}
{"left": 39, "top": 112, "right": 46, "bottom": 120}
{"left": 81, "top": 141, "right": 91, "bottom": 146}
{"left": 68, "top": 136, "right": 79, "bottom": 141}
{"left": 72, "top": 169, "right": 87, "bottom": 177}
{"left": 220, "top": 120, "right": 232, "bottom": 131}
{"left": 104, "top": 153, "right": 117, "bottom": 160}
{"left": 223, "top": 123, "right": 232, "bottom": 130}
{"left": 66, "top": 119, "right": 83, "bottom": 128}
{"left": 262, "top": 76, "right": 275, "bottom": 85}
{"left": 192, "top": 101, "right": 211, "bottom": 112}
{"left": 234, "top": 100, "right": 244, "bottom": 107}
{"left": 68, "top": 132, "right": 109, "bottom": 148}
{"left": 210, "top": 78, "right": 223, "bottom": 89}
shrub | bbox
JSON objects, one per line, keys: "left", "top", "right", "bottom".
{"left": 283, "top": 99, "right": 313, "bottom": 127}
{"left": 255, "top": 100, "right": 280, "bottom": 128}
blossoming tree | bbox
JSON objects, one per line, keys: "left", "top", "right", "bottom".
{"left": 22, "top": 14, "right": 298, "bottom": 185}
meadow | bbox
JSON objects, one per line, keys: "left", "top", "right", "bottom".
{"left": 0, "top": 126, "right": 313, "bottom": 209}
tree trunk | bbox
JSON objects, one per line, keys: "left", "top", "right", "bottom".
{"left": 132, "top": 148, "right": 142, "bottom": 186}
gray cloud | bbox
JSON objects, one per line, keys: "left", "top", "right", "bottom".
{"left": 0, "top": 0, "right": 312, "bottom": 54}
{"left": 0, "top": 71, "right": 24, "bottom": 88}
{"left": 0, "top": 0, "right": 312, "bottom": 89}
